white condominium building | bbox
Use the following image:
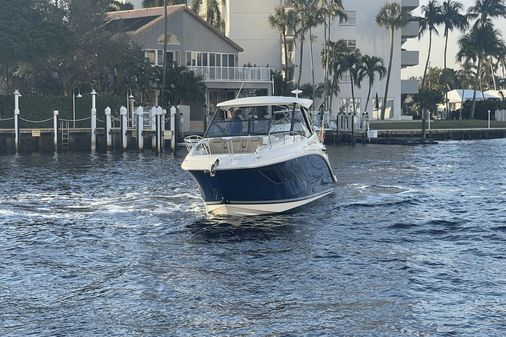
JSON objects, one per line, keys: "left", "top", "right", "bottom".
{"left": 220, "top": 0, "right": 420, "bottom": 119}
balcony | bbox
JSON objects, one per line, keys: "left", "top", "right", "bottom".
{"left": 401, "top": 79, "right": 419, "bottom": 94}
{"left": 402, "top": 21, "right": 419, "bottom": 39}
{"left": 188, "top": 66, "right": 272, "bottom": 82}
{"left": 401, "top": 50, "right": 419, "bottom": 68}
{"left": 402, "top": 0, "right": 419, "bottom": 11}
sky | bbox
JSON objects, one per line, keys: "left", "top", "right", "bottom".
{"left": 402, "top": 0, "right": 506, "bottom": 79}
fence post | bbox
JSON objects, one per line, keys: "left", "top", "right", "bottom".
{"left": 14, "top": 90, "right": 21, "bottom": 153}
{"left": 53, "top": 110, "right": 59, "bottom": 152}
{"left": 105, "top": 107, "right": 112, "bottom": 150}
{"left": 351, "top": 113, "right": 356, "bottom": 145}
{"left": 162, "top": 108, "right": 167, "bottom": 151}
{"left": 90, "top": 90, "right": 97, "bottom": 153}
{"left": 120, "top": 106, "right": 128, "bottom": 151}
{"left": 136, "top": 106, "right": 144, "bottom": 152}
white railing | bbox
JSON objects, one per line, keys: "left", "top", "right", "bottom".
{"left": 188, "top": 66, "right": 272, "bottom": 82}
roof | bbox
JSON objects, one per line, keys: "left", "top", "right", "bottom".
{"left": 107, "top": 5, "right": 243, "bottom": 52}
{"left": 217, "top": 96, "right": 314, "bottom": 109}
{"left": 447, "top": 89, "right": 497, "bottom": 103}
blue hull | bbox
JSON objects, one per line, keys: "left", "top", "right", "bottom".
{"left": 189, "top": 154, "right": 336, "bottom": 205}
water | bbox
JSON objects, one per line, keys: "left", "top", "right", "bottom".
{"left": 1, "top": 140, "right": 506, "bottom": 336}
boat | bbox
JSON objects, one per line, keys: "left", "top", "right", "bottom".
{"left": 181, "top": 96, "right": 337, "bottom": 216}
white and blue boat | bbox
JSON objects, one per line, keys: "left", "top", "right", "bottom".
{"left": 181, "top": 96, "right": 336, "bottom": 216}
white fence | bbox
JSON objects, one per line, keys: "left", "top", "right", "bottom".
{"left": 496, "top": 110, "right": 506, "bottom": 122}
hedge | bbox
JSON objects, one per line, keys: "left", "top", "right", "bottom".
{"left": 0, "top": 95, "right": 127, "bottom": 129}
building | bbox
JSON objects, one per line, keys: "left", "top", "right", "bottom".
{"left": 107, "top": 5, "right": 273, "bottom": 131}
{"left": 217, "top": 0, "right": 420, "bottom": 119}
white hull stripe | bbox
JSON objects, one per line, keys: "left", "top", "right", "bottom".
{"left": 205, "top": 190, "right": 334, "bottom": 216}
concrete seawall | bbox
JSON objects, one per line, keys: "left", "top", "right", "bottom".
{"left": 0, "top": 128, "right": 169, "bottom": 154}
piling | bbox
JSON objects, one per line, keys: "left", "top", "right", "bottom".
{"left": 156, "top": 106, "right": 163, "bottom": 154}
{"left": 105, "top": 107, "right": 112, "bottom": 150}
{"left": 120, "top": 106, "right": 128, "bottom": 151}
{"left": 14, "top": 90, "right": 21, "bottom": 153}
{"left": 90, "top": 90, "right": 97, "bottom": 153}
{"left": 136, "top": 106, "right": 144, "bottom": 151}
{"left": 170, "top": 106, "right": 176, "bottom": 152}
{"left": 150, "top": 107, "right": 157, "bottom": 149}
{"left": 53, "top": 110, "right": 59, "bottom": 152}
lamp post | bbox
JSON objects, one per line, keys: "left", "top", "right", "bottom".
{"left": 72, "top": 87, "right": 82, "bottom": 128}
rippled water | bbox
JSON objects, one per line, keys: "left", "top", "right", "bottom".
{"left": 1, "top": 140, "right": 506, "bottom": 336}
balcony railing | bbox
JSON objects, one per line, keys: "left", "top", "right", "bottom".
{"left": 188, "top": 66, "right": 272, "bottom": 82}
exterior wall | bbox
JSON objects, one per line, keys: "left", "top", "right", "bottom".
{"left": 225, "top": 0, "right": 282, "bottom": 68}
{"left": 223, "top": 0, "right": 418, "bottom": 120}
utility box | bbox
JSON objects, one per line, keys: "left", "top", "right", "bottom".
{"left": 178, "top": 105, "right": 190, "bottom": 134}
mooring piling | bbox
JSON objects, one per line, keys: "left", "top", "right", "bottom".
{"left": 53, "top": 110, "right": 59, "bottom": 152}
{"left": 14, "top": 90, "right": 21, "bottom": 153}
{"left": 170, "top": 106, "right": 176, "bottom": 151}
{"left": 136, "top": 106, "right": 144, "bottom": 152}
{"left": 120, "top": 106, "right": 128, "bottom": 151}
{"left": 90, "top": 90, "right": 97, "bottom": 153}
{"left": 105, "top": 107, "right": 112, "bottom": 150}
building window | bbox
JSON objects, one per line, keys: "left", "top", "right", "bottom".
{"left": 340, "top": 11, "right": 356, "bottom": 26}
{"left": 144, "top": 50, "right": 156, "bottom": 64}
{"left": 146, "top": 49, "right": 180, "bottom": 66}
{"left": 372, "top": 97, "right": 395, "bottom": 119}
{"left": 187, "top": 51, "right": 235, "bottom": 68}
{"left": 340, "top": 97, "right": 361, "bottom": 113}
{"left": 344, "top": 40, "right": 357, "bottom": 49}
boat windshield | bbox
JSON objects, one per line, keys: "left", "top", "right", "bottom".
{"left": 205, "top": 104, "right": 313, "bottom": 138}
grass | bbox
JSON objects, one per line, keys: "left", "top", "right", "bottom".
{"left": 370, "top": 120, "right": 506, "bottom": 130}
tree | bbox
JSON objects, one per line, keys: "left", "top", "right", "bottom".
{"left": 318, "top": 0, "right": 346, "bottom": 111}
{"left": 107, "top": 1, "right": 134, "bottom": 11}
{"left": 376, "top": 2, "right": 412, "bottom": 120}
{"left": 358, "top": 55, "right": 386, "bottom": 114}
{"left": 440, "top": 0, "right": 468, "bottom": 114}
{"left": 337, "top": 45, "right": 362, "bottom": 112}
{"left": 458, "top": 21, "right": 504, "bottom": 118}
{"left": 417, "top": 0, "right": 443, "bottom": 137}
{"left": 190, "top": 0, "right": 224, "bottom": 31}
{"left": 468, "top": 0, "right": 506, "bottom": 28}
{"left": 291, "top": 0, "right": 312, "bottom": 88}
{"left": 0, "top": 0, "right": 69, "bottom": 93}
{"left": 268, "top": 6, "right": 297, "bottom": 88}
{"left": 322, "top": 40, "right": 348, "bottom": 112}
{"left": 159, "top": 63, "right": 206, "bottom": 105}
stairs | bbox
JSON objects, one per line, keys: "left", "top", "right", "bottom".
{"left": 61, "top": 121, "right": 70, "bottom": 151}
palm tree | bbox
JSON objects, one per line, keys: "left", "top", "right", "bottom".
{"left": 322, "top": 40, "right": 347, "bottom": 111}
{"left": 457, "top": 21, "right": 504, "bottom": 118}
{"left": 268, "top": 6, "right": 297, "bottom": 88}
{"left": 161, "top": 0, "right": 168, "bottom": 107}
{"left": 376, "top": 2, "right": 411, "bottom": 120}
{"left": 318, "top": 0, "right": 346, "bottom": 111}
{"left": 358, "top": 55, "right": 386, "bottom": 114}
{"left": 291, "top": 0, "right": 314, "bottom": 88}
{"left": 190, "top": 0, "right": 223, "bottom": 30}
{"left": 418, "top": 0, "right": 443, "bottom": 137}
{"left": 441, "top": 0, "right": 468, "bottom": 114}
{"left": 307, "top": 3, "right": 325, "bottom": 101}
{"left": 337, "top": 45, "right": 362, "bottom": 113}
{"left": 468, "top": 0, "right": 506, "bottom": 28}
